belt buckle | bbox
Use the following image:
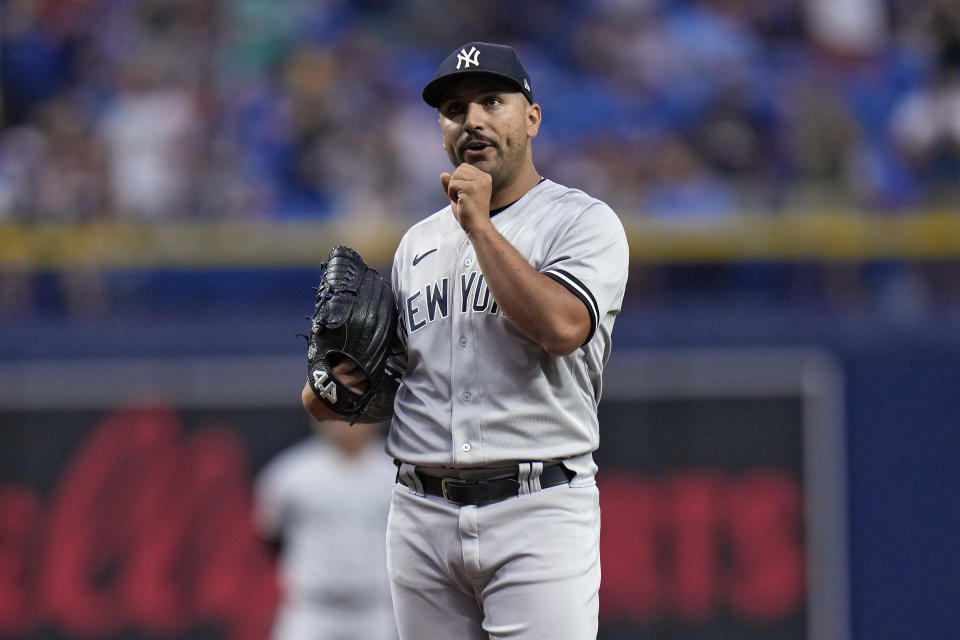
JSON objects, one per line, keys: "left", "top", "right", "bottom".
{"left": 440, "top": 477, "right": 467, "bottom": 504}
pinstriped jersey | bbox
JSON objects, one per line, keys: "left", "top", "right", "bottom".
{"left": 387, "top": 179, "right": 629, "bottom": 477}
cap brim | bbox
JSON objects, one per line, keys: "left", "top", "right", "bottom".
{"left": 422, "top": 71, "right": 529, "bottom": 108}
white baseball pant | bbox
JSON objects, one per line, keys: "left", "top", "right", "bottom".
{"left": 386, "top": 464, "right": 601, "bottom": 639}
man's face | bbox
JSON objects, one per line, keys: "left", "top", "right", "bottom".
{"left": 437, "top": 76, "right": 540, "bottom": 191}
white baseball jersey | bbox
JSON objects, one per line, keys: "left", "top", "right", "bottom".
{"left": 254, "top": 436, "right": 398, "bottom": 640}
{"left": 387, "top": 178, "right": 629, "bottom": 479}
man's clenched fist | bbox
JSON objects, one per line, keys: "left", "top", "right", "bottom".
{"left": 441, "top": 163, "right": 493, "bottom": 235}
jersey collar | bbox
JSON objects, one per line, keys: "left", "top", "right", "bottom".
{"left": 489, "top": 177, "right": 547, "bottom": 218}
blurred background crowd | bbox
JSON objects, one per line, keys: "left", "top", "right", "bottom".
{"left": 3, "top": 0, "right": 960, "bottom": 224}
{"left": 3, "top": 0, "right": 960, "bottom": 321}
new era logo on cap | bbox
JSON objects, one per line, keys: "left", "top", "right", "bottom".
{"left": 422, "top": 41, "right": 534, "bottom": 108}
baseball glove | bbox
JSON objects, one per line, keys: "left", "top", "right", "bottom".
{"left": 303, "top": 245, "right": 402, "bottom": 424}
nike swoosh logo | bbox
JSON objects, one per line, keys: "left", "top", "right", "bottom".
{"left": 412, "top": 248, "right": 437, "bottom": 266}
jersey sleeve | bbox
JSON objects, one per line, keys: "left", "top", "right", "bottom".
{"left": 540, "top": 202, "right": 629, "bottom": 345}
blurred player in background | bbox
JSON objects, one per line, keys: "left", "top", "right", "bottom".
{"left": 254, "top": 419, "right": 398, "bottom": 640}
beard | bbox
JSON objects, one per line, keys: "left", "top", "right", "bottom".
{"left": 448, "top": 130, "right": 526, "bottom": 193}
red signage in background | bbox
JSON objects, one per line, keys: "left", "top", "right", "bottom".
{"left": 0, "top": 391, "right": 819, "bottom": 640}
{"left": 599, "top": 470, "right": 805, "bottom": 624}
{"left": 0, "top": 486, "right": 38, "bottom": 636}
{"left": 0, "top": 405, "right": 280, "bottom": 639}
{"left": 594, "top": 386, "right": 816, "bottom": 639}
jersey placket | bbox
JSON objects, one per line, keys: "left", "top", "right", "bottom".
{"left": 449, "top": 236, "right": 480, "bottom": 465}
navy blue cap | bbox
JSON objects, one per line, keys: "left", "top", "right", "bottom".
{"left": 422, "top": 42, "right": 534, "bottom": 108}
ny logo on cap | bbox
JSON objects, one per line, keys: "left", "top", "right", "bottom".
{"left": 456, "top": 46, "right": 480, "bottom": 70}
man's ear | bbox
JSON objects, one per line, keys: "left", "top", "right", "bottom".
{"left": 527, "top": 103, "right": 541, "bottom": 138}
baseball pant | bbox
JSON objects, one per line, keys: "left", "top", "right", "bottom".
{"left": 270, "top": 600, "right": 398, "bottom": 640}
{"left": 386, "top": 465, "right": 601, "bottom": 639}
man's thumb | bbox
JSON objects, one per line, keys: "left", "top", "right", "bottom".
{"left": 440, "top": 172, "right": 452, "bottom": 198}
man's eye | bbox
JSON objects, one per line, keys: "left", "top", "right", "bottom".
{"left": 443, "top": 102, "right": 464, "bottom": 116}
{"left": 485, "top": 96, "right": 503, "bottom": 106}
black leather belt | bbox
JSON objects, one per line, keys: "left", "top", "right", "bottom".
{"left": 395, "top": 461, "right": 574, "bottom": 507}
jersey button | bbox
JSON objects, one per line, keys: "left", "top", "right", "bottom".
{"left": 459, "top": 337, "right": 468, "bottom": 348}
{"left": 462, "top": 443, "right": 472, "bottom": 452}
{"left": 464, "top": 258, "right": 472, "bottom": 267}
{"left": 462, "top": 391, "right": 472, "bottom": 402}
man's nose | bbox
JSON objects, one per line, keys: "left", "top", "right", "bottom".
{"left": 463, "top": 102, "right": 485, "bottom": 130}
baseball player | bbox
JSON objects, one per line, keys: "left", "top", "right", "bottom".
{"left": 254, "top": 419, "right": 398, "bottom": 640}
{"left": 302, "top": 41, "right": 629, "bottom": 639}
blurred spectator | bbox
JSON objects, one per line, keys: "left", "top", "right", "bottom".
{"left": 0, "top": 91, "right": 107, "bottom": 222}
{"left": 33, "top": 95, "right": 108, "bottom": 221}
{"left": 640, "top": 133, "right": 737, "bottom": 218}
{"left": 0, "top": 123, "right": 46, "bottom": 221}
{"left": 804, "top": 0, "right": 888, "bottom": 59}
{"left": 889, "top": 1, "right": 960, "bottom": 204}
{"left": 254, "top": 418, "right": 397, "bottom": 640}
{"left": 889, "top": 61, "right": 960, "bottom": 199}
{"left": 1, "top": 0, "right": 73, "bottom": 128}
{"left": 775, "top": 62, "right": 863, "bottom": 210}
{"left": 96, "top": 67, "right": 201, "bottom": 220}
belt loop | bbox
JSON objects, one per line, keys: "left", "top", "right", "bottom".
{"left": 398, "top": 462, "right": 424, "bottom": 497}
{"left": 517, "top": 461, "right": 544, "bottom": 495}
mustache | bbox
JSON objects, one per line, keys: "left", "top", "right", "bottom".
{"left": 457, "top": 132, "right": 499, "bottom": 157}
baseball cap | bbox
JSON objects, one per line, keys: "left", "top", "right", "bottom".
{"left": 422, "top": 42, "right": 534, "bottom": 108}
